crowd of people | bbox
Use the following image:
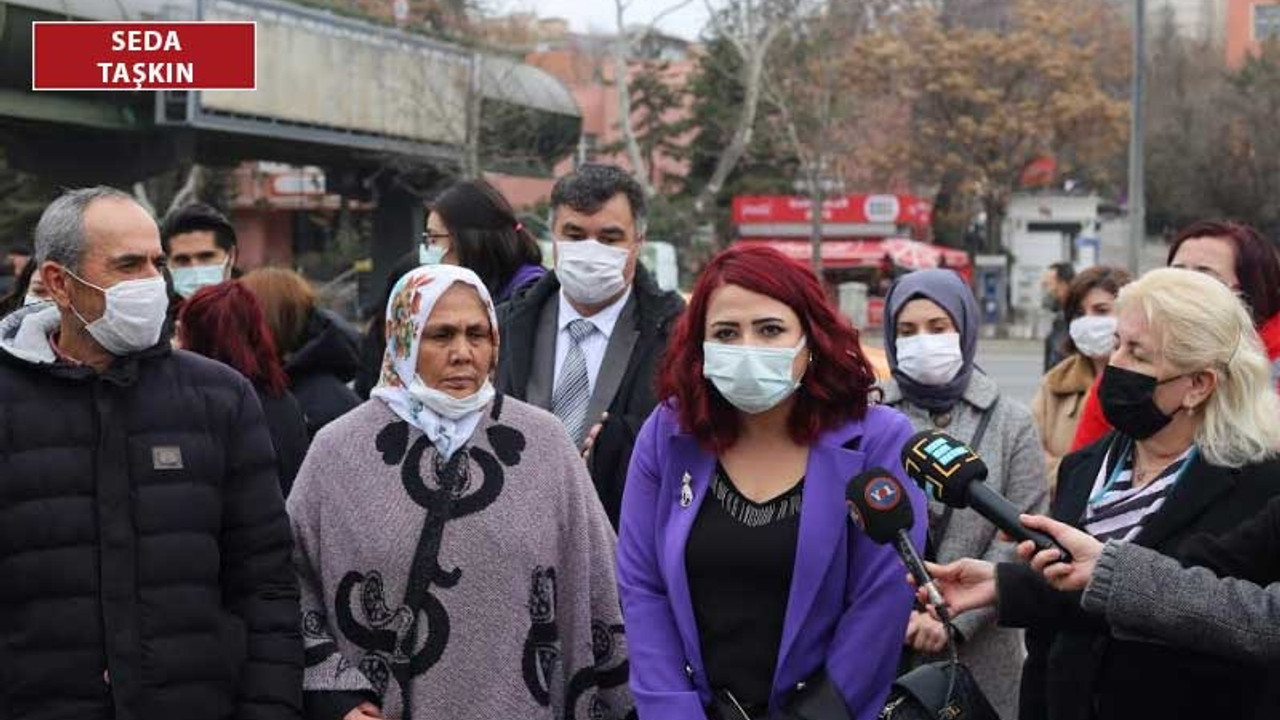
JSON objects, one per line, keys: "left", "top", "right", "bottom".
{"left": 2, "top": 161, "right": 1280, "bottom": 720}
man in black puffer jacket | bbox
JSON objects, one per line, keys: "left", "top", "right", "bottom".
{"left": 0, "top": 187, "right": 301, "bottom": 720}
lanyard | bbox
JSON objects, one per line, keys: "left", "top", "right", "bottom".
{"left": 1089, "top": 439, "right": 1197, "bottom": 507}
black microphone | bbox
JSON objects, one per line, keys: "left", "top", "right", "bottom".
{"left": 901, "top": 429, "right": 1072, "bottom": 563}
{"left": 846, "top": 467, "right": 950, "bottom": 622}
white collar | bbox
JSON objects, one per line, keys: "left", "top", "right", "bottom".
{"left": 557, "top": 286, "right": 633, "bottom": 340}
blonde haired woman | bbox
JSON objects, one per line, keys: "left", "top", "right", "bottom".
{"left": 923, "top": 268, "right": 1280, "bottom": 720}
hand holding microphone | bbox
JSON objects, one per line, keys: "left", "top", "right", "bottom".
{"left": 900, "top": 430, "right": 1073, "bottom": 564}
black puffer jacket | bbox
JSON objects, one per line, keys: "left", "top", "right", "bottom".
{"left": 255, "top": 385, "right": 310, "bottom": 498}
{"left": 285, "top": 309, "right": 361, "bottom": 436}
{"left": 0, "top": 305, "right": 302, "bottom": 720}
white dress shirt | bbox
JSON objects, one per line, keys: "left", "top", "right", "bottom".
{"left": 553, "top": 287, "right": 633, "bottom": 397}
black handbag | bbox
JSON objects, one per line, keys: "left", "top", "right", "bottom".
{"left": 878, "top": 660, "right": 1000, "bottom": 720}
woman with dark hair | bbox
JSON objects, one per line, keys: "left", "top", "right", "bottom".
{"left": 617, "top": 245, "right": 924, "bottom": 720}
{"left": 178, "top": 280, "right": 310, "bottom": 496}
{"left": 880, "top": 269, "right": 1047, "bottom": 718}
{"left": 423, "top": 179, "right": 546, "bottom": 303}
{"left": 1032, "top": 265, "right": 1131, "bottom": 487}
{"left": 1070, "top": 220, "right": 1280, "bottom": 452}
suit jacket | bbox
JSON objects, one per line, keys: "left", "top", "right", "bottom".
{"left": 616, "top": 403, "right": 925, "bottom": 719}
{"left": 496, "top": 265, "right": 685, "bottom": 526}
{"left": 997, "top": 432, "right": 1280, "bottom": 720}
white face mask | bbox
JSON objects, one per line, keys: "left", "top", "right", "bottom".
{"left": 23, "top": 294, "right": 47, "bottom": 307}
{"left": 895, "top": 332, "right": 965, "bottom": 386}
{"left": 404, "top": 377, "right": 496, "bottom": 460}
{"left": 408, "top": 377, "right": 495, "bottom": 420}
{"left": 420, "top": 243, "right": 447, "bottom": 266}
{"left": 66, "top": 271, "right": 170, "bottom": 356}
{"left": 702, "top": 338, "right": 806, "bottom": 414}
{"left": 1069, "top": 315, "right": 1118, "bottom": 359}
{"left": 170, "top": 262, "right": 228, "bottom": 299}
{"left": 556, "top": 238, "right": 630, "bottom": 306}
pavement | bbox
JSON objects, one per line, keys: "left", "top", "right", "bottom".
{"left": 862, "top": 333, "right": 1046, "bottom": 409}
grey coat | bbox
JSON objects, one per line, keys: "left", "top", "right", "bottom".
{"left": 289, "top": 396, "right": 632, "bottom": 719}
{"left": 1083, "top": 541, "right": 1280, "bottom": 663}
{"left": 881, "top": 371, "right": 1049, "bottom": 719}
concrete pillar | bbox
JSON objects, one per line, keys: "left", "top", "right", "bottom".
{"left": 368, "top": 175, "right": 423, "bottom": 314}
{"left": 231, "top": 209, "right": 294, "bottom": 270}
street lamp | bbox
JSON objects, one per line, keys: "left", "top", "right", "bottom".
{"left": 1126, "top": 0, "right": 1146, "bottom": 275}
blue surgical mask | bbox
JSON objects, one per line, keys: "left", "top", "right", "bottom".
{"left": 702, "top": 338, "right": 806, "bottom": 414}
{"left": 420, "top": 243, "right": 447, "bottom": 266}
{"left": 171, "top": 263, "right": 228, "bottom": 299}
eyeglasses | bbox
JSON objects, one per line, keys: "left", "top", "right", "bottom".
{"left": 421, "top": 232, "right": 451, "bottom": 245}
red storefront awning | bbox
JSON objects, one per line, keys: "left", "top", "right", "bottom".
{"left": 736, "top": 237, "right": 970, "bottom": 272}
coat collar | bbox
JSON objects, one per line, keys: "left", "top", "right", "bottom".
{"left": 1055, "top": 432, "right": 1239, "bottom": 550}
{"left": 880, "top": 370, "right": 999, "bottom": 412}
{"left": 1043, "top": 354, "right": 1097, "bottom": 396}
{"left": 1133, "top": 453, "right": 1238, "bottom": 549}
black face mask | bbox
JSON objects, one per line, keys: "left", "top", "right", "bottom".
{"left": 1098, "top": 365, "right": 1187, "bottom": 440}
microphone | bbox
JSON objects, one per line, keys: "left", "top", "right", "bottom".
{"left": 901, "top": 429, "right": 1072, "bottom": 563}
{"left": 846, "top": 467, "right": 950, "bottom": 622}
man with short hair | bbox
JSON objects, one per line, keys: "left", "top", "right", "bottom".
{"left": 496, "top": 164, "right": 685, "bottom": 526}
{"left": 161, "top": 202, "right": 238, "bottom": 298}
{"left": 1042, "top": 261, "right": 1075, "bottom": 371}
{"left": 0, "top": 187, "right": 301, "bottom": 720}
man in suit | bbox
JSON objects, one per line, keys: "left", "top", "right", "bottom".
{"left": 496, "top": 163, "right": 685, "bottom": 527}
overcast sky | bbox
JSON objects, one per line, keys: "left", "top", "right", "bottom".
{"left": 492, "top": 0, "right": 712, "bottom": 40}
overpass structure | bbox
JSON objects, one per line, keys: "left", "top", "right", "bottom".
{"left": 0, "top": 0, "right": 581, "bottom": 285}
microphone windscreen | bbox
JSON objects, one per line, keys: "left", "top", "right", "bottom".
{"left": 900, "top": 429, "right": 988, "bottom": 507}
{"left": 846, "top": 467, "right": 916, "bottom": 545}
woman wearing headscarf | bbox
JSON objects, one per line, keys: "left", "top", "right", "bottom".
{"left": 879, "top": 269, "right": 1048, "bottom": 719}
{"left": 288, "top": 265, "right": 632, "bottom": 720}
{"left": 921, "top": 268, "right": 1280, "bottom": 720}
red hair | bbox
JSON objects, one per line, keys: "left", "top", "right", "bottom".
{"left": 658, "top": 245, "right": 878, "bottom": 453}
{"left": 178, "top": 280, "right": 290, "bottom": 396}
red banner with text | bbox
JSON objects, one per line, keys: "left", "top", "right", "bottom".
{"left": 32, "top": 22, "right": 256, "bottom": 91}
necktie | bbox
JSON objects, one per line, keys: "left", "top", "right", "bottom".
{"left": 553, "top": 318, "right": 595, "bottom": 446}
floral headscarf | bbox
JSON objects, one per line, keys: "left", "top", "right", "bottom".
{"left": 371, "top": 265, "right": 499, "bottom": 460}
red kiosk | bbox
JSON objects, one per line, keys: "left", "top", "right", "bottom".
{"left": 732, "top": 194, "right": 970, "bottom": 326}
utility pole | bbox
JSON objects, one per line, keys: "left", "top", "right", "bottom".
{"left": 1126, "top": 0, "right": 1146, "bottom": 275}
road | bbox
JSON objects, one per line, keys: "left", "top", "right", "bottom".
{"left": 974, "top": 338, "right": 1044, "bottom": 408}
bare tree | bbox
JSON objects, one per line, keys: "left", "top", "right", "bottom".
{"left": 691, "top": 0, "right": 807, "bottom": 217}
{"left": 612, "top": 0, "right": 697, "bottom": 197}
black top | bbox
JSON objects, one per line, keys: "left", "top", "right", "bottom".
{"left": 686, "top": 465, "right": 804, "bottom": 711}
{"left": 255, "top": 385, "right": 311, "bottom": 497}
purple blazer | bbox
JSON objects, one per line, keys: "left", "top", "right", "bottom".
{"left": 616, "top": 403, "right": 926, "bottom": 720}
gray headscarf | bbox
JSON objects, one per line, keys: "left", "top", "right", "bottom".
{"left": 883, "top": 269, "right": 980, "bottom": 413}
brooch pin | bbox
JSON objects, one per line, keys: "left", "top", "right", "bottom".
{"left": 680, "top": 471, "right": 694, "bottom": 508}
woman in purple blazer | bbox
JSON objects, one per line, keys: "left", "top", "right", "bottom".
{"left": 617, "top": 246, "right": 926, "bottom": 720}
